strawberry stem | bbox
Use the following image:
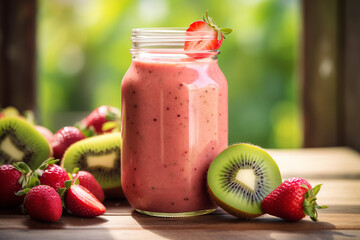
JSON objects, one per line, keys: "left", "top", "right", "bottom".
{"left": 303, "top": 184, "right": 328, "bottom": 221}
{"left": 203, "top": 10, "right": 233, "bottom": 40}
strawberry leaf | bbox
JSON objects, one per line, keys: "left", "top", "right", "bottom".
{"left": 220, "top": 28, "right": 233, "bottom": 35}
{"left": 72, "top": 167, "right": 79, "bottom": 175}
{"left": 303, "top": 183, "right": 327, "bottom": 221}
{"left": 65, "top": 180, "right": 73, "bottom": 190}
{"left": 102, "top": 121, "right": 118, "bottom": 132}
{"left": 74, "top": 177, "right": 80, "bottom": 185}
{"left": 15, "top": 188, "right": 30, "bottom": 196}
{"left": 13, "top": 162, "right": 31, "bottom": 174}
{"left": 57, "top": 187, "right": 67, "bottom": 198}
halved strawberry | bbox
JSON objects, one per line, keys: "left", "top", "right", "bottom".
{"left": 184, "top": 11, "right": 232, "bottom": 58}
{"left": 65, "top": 184, "right": 106, "bottom": 218}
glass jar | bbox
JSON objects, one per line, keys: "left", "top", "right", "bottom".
{"left": 121, "top": 28, "right": 228, "bottom": 217}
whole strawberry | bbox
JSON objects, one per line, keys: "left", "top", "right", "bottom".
{"left": 51, "top": 126, "right": 86, "bottom": 160}
{"left": 73, "top": 170, "right": 105, "bottom": 202}
{"left": 65, "top": 184, "right": 106, "bottom": 217}
{"left": 261, "top": 177, "right": 327, "bottom": 221}
{"left": 81, "top": 105, "right": 120, "bottom": 134}
{"left": 24, "top": 185, "right": 62, "bottom": 222}
{"left": 38, "top": 163, "right": 69, "bottom": 192}
{"left": 0, "top": 165, "right": 24, "bottom": 208}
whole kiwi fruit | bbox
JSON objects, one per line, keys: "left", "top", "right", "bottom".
{"left": 61, "top": 132, "right": 122, "bottom": 199}
{"left": 0, "top": 117, "right": 51, "bottom": 169}
{"left": 207, "top": 143, "right": 282, "bottom": 218}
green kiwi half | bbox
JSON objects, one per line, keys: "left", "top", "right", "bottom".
{"left": 61, "top": 132, "right": 122, "bottom": 199}
{"left": 207, "top": 143, "right": 282, "bottom": 218}
{"left": 0, "top": 117, "right": 51, "bottom": 169}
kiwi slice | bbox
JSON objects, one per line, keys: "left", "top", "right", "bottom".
{"left": 0, "top": 117, "right": 51, "bottom": 169}
{"left": 207, "top": 143, "right": 282, "bottom": 218}
{"left": 61, "top": 132, "right": 122, "bottom": 199}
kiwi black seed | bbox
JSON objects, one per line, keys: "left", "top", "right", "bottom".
{"left": 207, "top": 143, "right": 282, "bottom": 218}
{"left": 0, "top": 117, "right": 51, "bottom": 170}
{"left": 61, "top": 132, "right": 122, "bottom": 199}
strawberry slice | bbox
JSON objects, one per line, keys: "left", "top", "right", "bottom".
{"left": 184, "top": 11, "right": 232, "bottom": 58}
{"left": 65, "top": 184, "right": 106, "bottom": 218}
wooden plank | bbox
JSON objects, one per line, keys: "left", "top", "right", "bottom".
{"left": 0, "top": 229, "right": 359, "bottom": 240}
{"left": 301, "top": 0, "right": 341, "bottom": 147}
{"left": 0, "top": 1, "right": 36, "bottom": 112}
{"left": 267, "top": 147, "right": 360, "bottom": 179}
{"left": 343, "top": 0, "right": 360, "bottom": 151}
{"left": 1, "top": 179, "right": 359, "bottom": 230}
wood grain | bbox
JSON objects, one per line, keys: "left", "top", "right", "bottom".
{"left": 0, "top": 148, "right": 359, "bottom": 239}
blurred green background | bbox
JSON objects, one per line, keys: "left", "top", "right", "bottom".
{"left": 37, "top": 0, "right": 301, "bottom": 148}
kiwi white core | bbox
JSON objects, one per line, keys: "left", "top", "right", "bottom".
{"left": 0, "top": 136, "right": 24, "bottom": 161}
{"left": 87, "top": 152, "right": 117, "bottom": 168}
{"left": 236, "top": 169, "right": 256, "bottom": 191}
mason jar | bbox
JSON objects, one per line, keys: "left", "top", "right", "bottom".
{"left": 121, "top": 28, "right": 228, "bottom": 217}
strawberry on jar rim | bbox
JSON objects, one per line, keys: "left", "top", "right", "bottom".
{"left": 261, "top": 177, "right": 327, "bottom": 222}
{"left": 184, "top": 10, "right": 233, "bottom": 58}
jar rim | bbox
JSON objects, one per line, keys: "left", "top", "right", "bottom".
{"left": 130, "top": 27, "right": 220, "bottom": 57}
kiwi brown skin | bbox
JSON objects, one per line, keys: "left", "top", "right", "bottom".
{"left": 208, "top": 184, "right": 263, "bottom": 219}
{"left": 207, "top": 143, "right": 282, "bottom": 219}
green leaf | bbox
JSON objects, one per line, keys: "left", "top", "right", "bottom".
{"left": 57, "top": 187, "right": 67, "bottom": 198}
{"left": 28, "top": 175, "right": 40, "bottom": 188}
{"left": 15, "top": 190, "right": 27, "bottom": 196}
{"left": 35, "top": 169, "right": 43, "bottom": 177}
{"left": 74, "top": 177, "right": 80, "bottom": 185}
{"left": 102, "top": 121, "right": 117, "bottom": 132}
{"left": 16, "top": 162, "right": 31, "bottom": 174}
{"left": 311, "top": 184, "right": 322, "bottom": 196}
{"left": 72, "top": 167, "right": 79, "bottom": 175}
{"left": 65, "top": 180, "right": 73, "bottom": 190}
{"left": 67, "top": 172, "right": 73, "bottom": 180}
{"left": 220, "top": 27, "right": 234, "bottom": 35}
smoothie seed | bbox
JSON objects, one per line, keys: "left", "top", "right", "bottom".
{"left": 152, "top": 187, "right": 155, "bottom": 190}
{"left": 184, "top": 198, "right": 189, "bottom": 201}
{"left": 133, "top": 184, "right": 135, "bottom": 187}
{"left": 166, "top": 107, "right": 170, "bottom": 110}
{"left": 181, "top": 168, "right": 184, "bottom": 171}
{"left": 194, "top": 168, "right": 197, "bottom": 171}
{"left": 212, "top": 147, "right": 214, "bottom": 150}
{"left": 136, "top": 131, "right": 139, "bottom": 135}
{"left": 207, "top": 120, "right": 209, "bottom": 123}
{"left": 175, "top": 97, "right": 178, "bottom": 100}
{"left": 132, "top": 90, "right": 136, "bottom": 94}
{"left": 171, "top": 202, "right": 175, "bottom": 205}
{"left": 179, "top": 83, "right": 183, "bottom": 87}
{"left": 184, "top": 151, "right": 187, "bottom": 154}
{"left": 177, "top": 114, "right": 180, "bottom": 117}
{"left": 169, "top": 92, "right": 172, "bottom": 94}
{"left": 153, "top": 118, "right": 157, "bottom": 121}
{"left": 134, "top": 168, "right": 136, "bottom": 171}
{"left": 205, "top": 90, "right": 208, "bottom": 93}
{"left": 134, "top": 104, "right": 137, "bottom": 108}
{"left": 149, "top": 70, "right": 152, "bottom": 73}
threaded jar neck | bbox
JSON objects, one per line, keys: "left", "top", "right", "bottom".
{"left": 130, "top": 28, "right": 219, "bottom": 61}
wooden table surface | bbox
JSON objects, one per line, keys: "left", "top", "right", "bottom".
{"left": 1, "top": 147, "right": 360, "bottom": 240}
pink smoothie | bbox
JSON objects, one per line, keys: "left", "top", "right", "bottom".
{"left": 121, "top": 58, "right": 228, "bottom": 213}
